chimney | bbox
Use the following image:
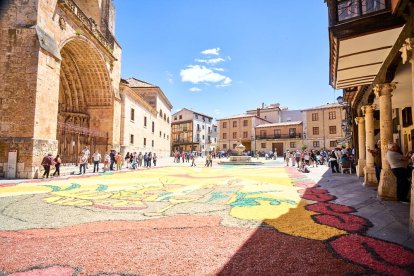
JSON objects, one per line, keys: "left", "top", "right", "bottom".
{"left": 257, "top": 108, "right": 261, "bottom": 118}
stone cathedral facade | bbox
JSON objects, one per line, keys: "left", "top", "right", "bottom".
{"left": 0, "top": 0, "right": 122, "bottom": 178}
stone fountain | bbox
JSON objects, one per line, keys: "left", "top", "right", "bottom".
{"left": 219, "top": 142, "right": 263, "bottom": 166}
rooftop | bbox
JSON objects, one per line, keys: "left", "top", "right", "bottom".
{"left": 218, "top": 113, "right": 271, "bottom": 123}
{"left": 124, "top": 78, "right": 157, "bottom": 88}
{"left": 301, "top": 103, "right": 343, "bottom": 111}
{"left": 173, "top": 108, "right": 213, "bottom": 120}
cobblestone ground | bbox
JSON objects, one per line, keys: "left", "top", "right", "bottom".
{"left": 0, "top": 159, "right": 413, "bottom": 275}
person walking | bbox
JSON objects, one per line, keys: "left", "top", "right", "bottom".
{"left": 147, "top": 152, "right": 152, "bottom": 168}
{"left": 52, "top": 154, "right": 61, "bottom": 177}
{"left": 41, "top": 153, "right": 54, "bottom": 178}
{"left": 208, "top": 152, "right": 213, "bottom": 167}
{"left": 79, "top": 153, "right": 87, "bottom": 174}
{"left": 329, "top": 151, "right": 339, "bottom": 173}
{"left": 191, "top": 153, "right": 196, "bottom": 167}
{"left": 115, "top": 152, "right": 122, "bottom": 171}
{"left": 103, "top": 152, "right": 110, "bottom": 172}
{"left": 285, "top": 151, "right": 291, "bottom": 166}
{"left": 153, "top": 153, "right": 157, "bottom": 167}
{"left": 125, "top": 152, "right": 130, "bottom": 168}
{"left": 82, "top": 146, "right": 90, "bottom": 169}
{"left": 138, "top": 152, "right": 143, "bottom": 167}
{"left": 110, "top": 150, "right": 115, "bottom": 171}
{"left": 92, "top": 150, "right": 101, "bottom": 173}
{"left": 386, "top": 143, "right": 411, "bottom": 203}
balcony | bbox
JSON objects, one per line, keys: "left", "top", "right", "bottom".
{"left": 336, "top": 0, "right": 388, "bottom": 23}
{"left": 58, "top": 0, "right": 115, "bottom": 52}
{"left": 172, "top": 139, "right": 192, "bottom": 144}
{"left": 327, "top": 0, "right": 405, "bottom": 89}
{"left": 256, "top": 134, "right": 302, "bottom": 140}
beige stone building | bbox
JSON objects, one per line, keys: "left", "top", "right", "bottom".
{"left": 302, "top": 103, "right": 346, "bottom": 150}
{"left": 120, "top": 78, "right": 172, "bottom": 158}
{"left": 217, "top": 114, "right": 269, "bottom": 152}
{"left": 325, "top": 0, "right": 414, "bottom": 232}
{"left": 255, "top": 121, "right": 303, "bottom": 155}
{"left": 0, "top": 0, "right": 122, "bottom": 178}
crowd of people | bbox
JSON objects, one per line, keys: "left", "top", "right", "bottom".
{"left": 282, "top": 147, "right": 355, "bottom": 174}
{"left": 38, "top": 143, "right": 411, "bottom": 204}
{"left": 40, "top": 147, "right": 160, "bottom": 178}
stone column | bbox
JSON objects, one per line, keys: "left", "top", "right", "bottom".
{"left": 400, "top": 38, "right": 414, "bottom": 233}
{"left": 374, "top": 83, "right": 397, "bottom": 200}
{"left": 362, "top": 104, "right": 378, "bottom": 186}
{"left": 355, "top": 117, "right": 366, "bottom": 177}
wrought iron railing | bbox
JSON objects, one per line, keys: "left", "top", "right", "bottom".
{"left": 58, "top": 0, "right": 115, "bottom": 52}
{"left": 256, "top": 134, "right": 302, "bottom": 140}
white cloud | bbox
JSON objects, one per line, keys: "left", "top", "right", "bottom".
{"left": 201, "top": 48, "right": 220, "bottom": 55}
{"left": 216, "top": 77, "right": 232, "bottom": 87}
{"left": 195, "top": 58, "right": 225, "bottom": 65}
{"left": 180, "top": 48, "right": 231, "bottom": 89}
{"left": 189, "top": 87, "right": 202, "bottom": 92}
{"left": 180, "top": 65, "right": 229, "bottom": 84}
{"left": 166, "top": 71, "right": 173, "bottom": 84}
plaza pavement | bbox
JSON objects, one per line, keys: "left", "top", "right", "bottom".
{"left": 0, "top": 157, "right": 413, "bottom": 275}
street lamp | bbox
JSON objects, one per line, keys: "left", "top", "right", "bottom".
{"left": 251, "top": 135, "right": 256, "bottom": 157}
{"left": 337, "top": 95, "right": 353, "bottom": 145}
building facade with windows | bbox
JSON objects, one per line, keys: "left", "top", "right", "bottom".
{"left": 302, "top": 103, "right": 345, "bottom": 150}
{"left": 119, "top": 78, "right": 172, "bottom": 158}
{"left": 217, "top": 114, "right": 270, "bottom": 153}
{"left": 255, "top": 121, "right": 303, "bottom": 155}
{"left": 171, "top": 108, "right": 215, "bottom": 154}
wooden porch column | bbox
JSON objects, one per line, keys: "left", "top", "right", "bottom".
{"left": 374, "top": 83, "right": 397, "bottom": 200}
{"left": 400, "top": 37, "right": 414, "bottom": 233}
{"left": 355, "top": 117, "right": 366, "bottom": 177}
{"left": 362, "top": 104, "right": 378, "bottom": 186}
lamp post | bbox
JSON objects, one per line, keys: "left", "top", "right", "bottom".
{"left": 251, "top": 135, "right": 256, "bottom": 157}
{"left": 337, "top": 96, "right": 353, "bottom": 146}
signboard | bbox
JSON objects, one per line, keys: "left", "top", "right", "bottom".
{"left": 6, "top": 150, "right": 17, "bottom": 179}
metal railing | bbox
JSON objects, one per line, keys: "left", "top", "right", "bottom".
{"left": 256, "top": 134, "right": 302, "bottom": 140}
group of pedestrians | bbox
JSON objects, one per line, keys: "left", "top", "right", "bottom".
{"left": 40, "top": 153, "right": 61, "bottom": 178}
{"left": 284, "top": 149, "right": 329, "bottom": 173}
{"left": 172, "top": 150, "right": 215, "bottom": 167}
{"left": 40, "top": 146, "right": 162, "bottom": 178}
{"left": 124, "top": 152, "right": 157, "bottom": 169}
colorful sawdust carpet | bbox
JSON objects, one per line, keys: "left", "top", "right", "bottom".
{"left": 0, "top": 166, "right": 413, "bottom": 275}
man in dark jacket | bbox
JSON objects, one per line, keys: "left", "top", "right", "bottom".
{"left": 109, "top": 150, "right": 115, "bottom": 171}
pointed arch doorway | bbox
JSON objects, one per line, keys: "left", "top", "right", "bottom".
{"left": 57, "top": 38, "right": 113, "bottom": 163}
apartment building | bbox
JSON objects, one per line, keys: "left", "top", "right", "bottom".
{"left": 171, "top": 108, "right": 216, "bottom": 154}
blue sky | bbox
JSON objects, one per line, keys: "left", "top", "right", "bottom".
{"left": 113, "top": 1, "right": 338, "bottom": 119}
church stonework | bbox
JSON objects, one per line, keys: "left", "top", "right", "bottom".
{"left": 0, "top": 0, "right": 122, "bottom": 178}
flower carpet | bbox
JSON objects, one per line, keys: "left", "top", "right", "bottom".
{"left": 0, "top": 165, "right": 413, "bottom": 275}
